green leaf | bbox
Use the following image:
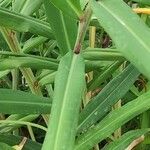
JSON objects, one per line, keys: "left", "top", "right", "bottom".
{"left": 44, "top": 1, "right": 77, "bottom": 55}
{"left": 13, "top": 0, "right": 43, "bottom": 16}
{"left": 42, "top": 52, "right": 85, "bottom": 150}
{"left": 92, "top": 0, "right": 150, "bottom": 80}
{"left": 22, "top": 36, "right": 48, "bottom": 53}
{"left": 0, "top": 57, "right": 58, "bottom": 71}
{"left": 83, "top": 48, "right": 124, "bottom": 61}
{"left": 0, "top": 70, "right": 10, "bottom": 78}
{"left": 48, "top": 0, "right": 83, "bottom": 19}
{"left": 0, "top": 115, "right": 39, "bottom": 133}
{"left": 103, "top": 129, "right": 150, "bottom": 150}
{"left": 88, "top": 61, "right": 123, "bottom": 91}
{"left": 77, "top": 64, "right": 140, "bottom": 134}
{"left": 39, "top": 71, "right": 56, "bottom": 86}
{"left": 0, "top": 0, "right": 11, "bottom": 7}
{"left": 0, "top": 7, "right": 53, "bottom": 38}
{"left": 0, "top": 134, "right": 42, "bottom": 150}
{"left": 0, "top": 89, "right": 51, "bottom": 114}
{"left": 0, "top": 142, "right": 14, "bottom": 150}
{"left": 132, "top": 0, "right": 150, "bottom": 5}
{"left": 75, "top": 91, "right": 150, "bottom": 150}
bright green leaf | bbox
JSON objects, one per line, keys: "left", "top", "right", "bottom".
{"left": 42, "top": 52, "right": 85, "bottom": 150}
{"left": 13, "top": 0, "right": 43, "bottom": 16}
{"left": 92, "top": 0, "right": 150, "bottom": 80}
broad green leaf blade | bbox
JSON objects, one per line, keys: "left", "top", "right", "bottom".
{"left": 83, "top": 48, "right": 124, "bottom": 61}
{"left": 44, "top": 1, "right": 77, "bottom": 55}
{"left": 104, "top": 129, "right": 150, "bottom": 150}
{"left": 42, "top": 52, "right": 85, "bottom": 150}
{"left": 75, "top": 91, "right": 150, "bottom": 150}
{"left": 92, "top": 0, "right": 150, "bottom": 80}
{"left": 88, "top": 61, "right": 123, "bottom": 91}
{"left": 13, "top": 0, "right": 43, "bottom": 16}
{"left": 49, "top": 0, "right": 83, "bottom": 19}
{"left": 0, "top": 7, "right": 53, "bottom": 38}
{"left": 0, "top": 57, "right": 58, "bottom": 71}
{"left": 0, "top": 134, "right": 42, "bottom": 150}
{"left": 0, "top": 114, "right": 39, "bottom": 134}
{"left": 77, "top": 64, "right": 140, "bottom": 134}
{"left": 0, "top": 89, "right": 51, "bottom": 114}
{"left": 132, "top": 0, "right": 150, "bottom": 5}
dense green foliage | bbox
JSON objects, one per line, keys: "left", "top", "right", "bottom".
{"left": 0, "top": 0, "right": 150, "bottom": 149}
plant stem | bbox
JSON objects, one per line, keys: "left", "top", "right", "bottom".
{"left": 73, "top": 3, "right": 92, "bottom": 54}
{"left": 0, "top": 27, "right": 42, "bottom": 95}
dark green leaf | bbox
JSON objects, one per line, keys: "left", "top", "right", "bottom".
{"left": 104, "top": 129, "right": 150, "bottom": 150}
{"left": 44, "top": 1, "right": 77, "bottom": 55}
{"left": 78, "top": 64, "right": 140, "bottom": 133}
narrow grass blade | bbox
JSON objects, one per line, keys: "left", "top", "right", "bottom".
{"left": 78, "top": 64, "right": 140, "bottom": 133}
{"left": 75, "top": 91, "right": 150, "bottom": 150}
{"left": 42, "top": 52, "right": 85, "bottom": 150}
{"left": 0, "top": 7, "right": 53, "bottom": 38}
{"left": 0, "top": 134, "right": 42, "bottom": 150}
{"left": 104, "top": 129, "right": 150, "bottom": 150}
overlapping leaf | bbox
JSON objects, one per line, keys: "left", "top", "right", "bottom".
{"left": 75, "top": 91, "right": 150, "bottom": 150}
{"left": 44, "top": 0, "right": 77, "bottom": 55}
{"left": 0, "top": 7, "right": 53, "bottom": 38}
{"left": 42, "top": 52, "right": 85, "bottom": 150}
{"left": 92, "top": 0, "right": 150, "bottom": 80}
{"left": 0, "top": 89, "right": 51, "bottom": 114}
{"left": 78, "top": 64, "right": 140, "bottom": 133}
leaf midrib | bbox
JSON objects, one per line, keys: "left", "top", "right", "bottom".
{"left": 53, "top": 54, "right": 77, "bottom": 149}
